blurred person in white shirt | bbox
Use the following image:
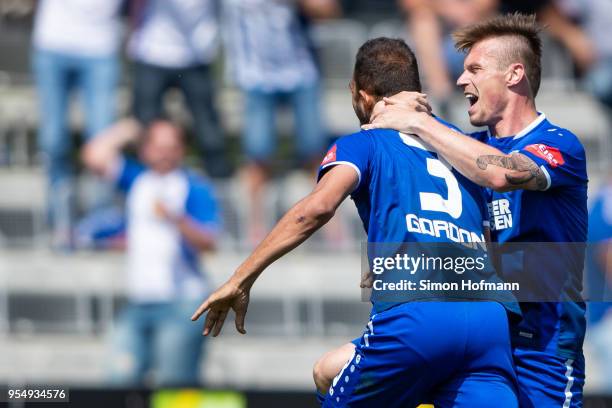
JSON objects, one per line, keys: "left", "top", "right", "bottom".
{"left": 82, "top": 119, "right": 221, "bottom": 386}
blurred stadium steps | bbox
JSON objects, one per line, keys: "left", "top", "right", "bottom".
{"left": 0, "top": 169, "right": 45, "bottom": 245}
{"left": 0, "top": 250, "right": 371, "bottom": 389}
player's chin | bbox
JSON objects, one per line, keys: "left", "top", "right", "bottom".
{"left": 467, "top": 112, "right": 487, "bottom": 128}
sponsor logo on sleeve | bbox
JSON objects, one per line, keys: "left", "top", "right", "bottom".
{"left": 524, "top": 144, "right": 565, "bottom": 168}
{"left": 321, "top": 145, "right": 337, "bottom": 166}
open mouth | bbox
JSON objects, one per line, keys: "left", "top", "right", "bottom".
{"left": 465, "top": 92, "right": 478, "bottom": 107}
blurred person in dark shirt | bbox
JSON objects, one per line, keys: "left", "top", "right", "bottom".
{"left": 32, "top": 0, "right": 123, "bottom": 249}
{"left": 82, "top": 119, "right": 220, "bottom": 386}
{"left": 128, "top": 0, "right": 228, "bottom": 178}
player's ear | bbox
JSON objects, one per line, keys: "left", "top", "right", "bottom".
{"left": 359, "top": 90, "right": 379, "bottom": 114}
{"left": 506, "top": 63, "right": 525, "bottom": 88}
{"left": 359, "top": 89, "right": 375, "bottom": 105}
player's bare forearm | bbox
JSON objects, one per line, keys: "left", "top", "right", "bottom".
{"left": 413, "top": 115, "right": 547, "bottom": 192}
{"left": 228, "top": 165, "right": 357, "bottom": 290}
{"left": 476, "top": 153, "right": 548, "bottom": 191}
{"left": 232, "top": 192, "right": 337, "bottom": 290}
{"left": 365, "top": 93, "right": 548, "bottom": 192}
{"left": 190, "top": 194, "right": 336, "bottom": 337}
{"left": 411, "top": 116, "right": 503, "bottom": 186}
{"left": 191, "top": 166, "right": 358, "bottom": 336}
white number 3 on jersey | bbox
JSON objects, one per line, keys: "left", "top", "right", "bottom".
{"left": 419, "top": 158, "right": 463, "bottom": 219}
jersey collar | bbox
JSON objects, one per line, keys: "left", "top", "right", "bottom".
{"left": 514, "top": 112, "right": 546, "bottom": 139}
{"left": 487, "top": 112, "right": 546, "bottom": 140}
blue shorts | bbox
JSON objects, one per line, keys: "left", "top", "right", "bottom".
{"left": 324, "top": 302, "right": 518, "bottom": 408}
{"left": 514, "top": 348, "right": 585, "bottom": 408}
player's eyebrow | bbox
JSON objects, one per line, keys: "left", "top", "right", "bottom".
{"left": 465, "top": 63, "right": 481, "bottom": 72}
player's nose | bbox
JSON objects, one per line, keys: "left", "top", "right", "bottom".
{"left": 456, "top": 71, "right": 469, "bottom": 87}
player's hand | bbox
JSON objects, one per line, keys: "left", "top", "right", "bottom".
{"left": 362, "top": 92, "right": 432, "bottom": 133}
{"left": 191, "top": 279, "right": 250, "bottom": 336}
{"left": 360, "top": 271, "right": 373, "bottom": 288}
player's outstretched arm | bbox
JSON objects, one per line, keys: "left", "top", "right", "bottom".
{"left": 363, "top": 92, "right": 547, "bottom": 192}
{"left": 191, "top": 165, "right": 359, "bottom": 336}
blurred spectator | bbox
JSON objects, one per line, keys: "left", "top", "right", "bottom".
{"left": 82, "top": 119, "right": 220, "bottom": 386}
{"left": 128, "top": 0, "right": 228, "bottom": 178}
{"left": 586, "top": 175, "right": 612, "bottom": 390}
{"left": 223, "top": 0, "right": 340, "bottom": 244}
{"left": 500, "top": 0, "right": 612, "bottom": 108}
{"left": 500, "top": 1, "right": 595, "bottom": 71}
{"left": 74, "top": 205, "right": 126, "bottom": 250}
{"left": 32, "top": 0, "right": 123, "bottom": 249}
{"left": 401, "top": 0, "right": 612, "bottom": 110}
{"left": 550, "top": 0, "right": 612, "bottom": 108}
{"left": 400, "top": 0, "right": 498, "bottom": 103}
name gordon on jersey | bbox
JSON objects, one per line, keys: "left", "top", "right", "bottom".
{"left": 406, "top": 213, "right": 485, "bottom": 243}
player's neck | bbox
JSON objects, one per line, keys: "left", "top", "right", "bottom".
{"left": 489, "top": 98, "right": 538, "bottom": 138}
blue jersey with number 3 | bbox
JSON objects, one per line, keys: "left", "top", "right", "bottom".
{"left": 317, "top": 121, "right": 520, "bottom": 316}
{"left": 316, "top": 122, "right": 522, "bottom": 408}
{"left": 318, "top": 124, "right": 488, "bottom": 245}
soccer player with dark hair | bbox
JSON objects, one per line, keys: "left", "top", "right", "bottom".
{"left": 192, "top": 37, "right": 520, "bottom": 407}
{"left": 365, "top": 13, "right": 588, "bottom": 408}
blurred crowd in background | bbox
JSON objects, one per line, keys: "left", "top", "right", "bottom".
{"left": 0, "top": 0, "right": 610, "bottom": 394}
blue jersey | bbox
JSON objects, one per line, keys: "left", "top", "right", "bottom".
{"left": 472, "top": 113, "right": 588, "bottom": 360}
{"left": 319, "top": 127, "right": 488, "bottom": 244}
{"left": 318, "top": 121, "right": 518, "bottom": 314}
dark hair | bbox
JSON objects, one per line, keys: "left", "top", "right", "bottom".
{"left": 353, "top": 37, "right": 422, "bottom": 98}
{"left": 453, "top": 13, "right": 542, "bottom": 97}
